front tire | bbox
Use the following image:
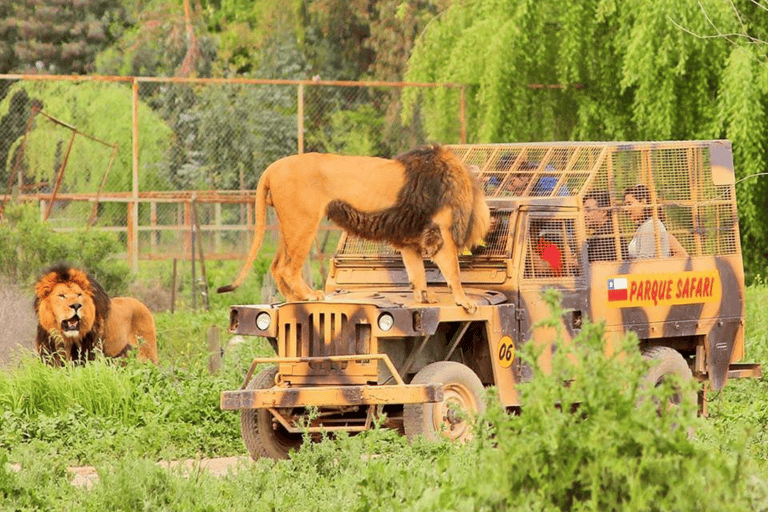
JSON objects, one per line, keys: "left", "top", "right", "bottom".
{"left": 240, "top": 366, "right": 304, "bottom": 460}
{"left": 403, "top": 361, "right": 485, "bottom": 442}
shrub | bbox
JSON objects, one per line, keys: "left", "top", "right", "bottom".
{"left": 0, "top": 202, "right": 129, "bottom": 293}
{"left": 453, "top": 289, "right": 761, "bottom": 511}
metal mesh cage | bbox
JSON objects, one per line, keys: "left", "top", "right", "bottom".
{"left": 451, "top": 141, "right": 739, "bottom": 261}
{"left": 450, "top": 143, "right": 599, "bottom": 198}
{"left": 336, "top": 210, "right": 513, "bottom": 259}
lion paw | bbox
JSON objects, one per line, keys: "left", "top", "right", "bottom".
{"left": 414, "top": 289, "right": 438, "bottom": 304}
{"left": 456, "top": 298, "right": 477, "bottom": 314}
{"left": 307, "top": 290, "right": 325, "bottom": 301}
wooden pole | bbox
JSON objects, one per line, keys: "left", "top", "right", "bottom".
{"left": 88, "top": 142, "right": 119, "bottom": 229}
{"left": 171, "top": 258, "right": 177, "bottom": 314}
{"left": 44, "top": 130, "right": 76, "bottom": 220}
{"left": 190, "top": 200, "right": 197, "bottom": 309}
{"left": 191, "top": 199, "right": 210, "bottom": 310}
{"left": 207, "top": 326, "right": 222, "bottom": 374}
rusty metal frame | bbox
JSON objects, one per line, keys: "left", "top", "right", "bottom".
{"left": 240, "top": 353, "right": 407, "bottom": 390}
{"left": 266, "top": 403, "right": 380, "bottom": 434}
{"left": 221, "top": 382, "right": 442, "bottom": 411}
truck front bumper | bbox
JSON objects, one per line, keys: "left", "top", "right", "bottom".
{"left": 221, "top": 383, "right": 443, "bottom": 410}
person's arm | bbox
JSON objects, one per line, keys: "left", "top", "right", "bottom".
{"left": 668, "top": 232, "right": 689, "bottom": 258}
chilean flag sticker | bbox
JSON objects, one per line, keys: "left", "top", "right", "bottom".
{"left": 607, "top": 277, "right": 628, "bottom": 301}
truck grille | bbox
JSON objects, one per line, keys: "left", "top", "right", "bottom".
{"left": 278, "top": 305, "right": 374, "bottom": 377}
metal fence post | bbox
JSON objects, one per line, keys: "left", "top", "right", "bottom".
{"left": 130, "top": 78, "right": 140, "bottom": 272}
{"left": 460, "top": 86, "right": 467, "bottom": 144}
{"left": 298, "top": 83, "right": 304, "bottom": 154}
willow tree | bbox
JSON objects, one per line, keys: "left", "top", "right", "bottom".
{"left": 405, "top": 0, "right": 768, "bottom": 276}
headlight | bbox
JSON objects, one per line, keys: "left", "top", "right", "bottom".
{"left": 377, "top": 313, "right": 394, "bottom": 332}
{"left": 255, "top": 312, "right": 271, "bottom": 331}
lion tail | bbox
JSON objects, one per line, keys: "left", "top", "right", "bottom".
{"left": 217, "top": 169, "right": 270, "bottom": 294}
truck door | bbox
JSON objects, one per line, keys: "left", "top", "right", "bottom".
{"left": 516, "top": 208, "right": 589, "bottom": 374}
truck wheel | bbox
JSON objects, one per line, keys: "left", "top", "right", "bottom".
{"left": 641, "top": 346, "right": 696, "bottom": 410}
{"left": 240, "top": 366, "right": 303, "bottom": 460}
{"left": 403, "top": 361, "right": 485, "bottom": 442}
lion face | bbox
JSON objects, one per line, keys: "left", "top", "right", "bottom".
{"left": 36, "top": 272, "right": 97, "bottom": 343}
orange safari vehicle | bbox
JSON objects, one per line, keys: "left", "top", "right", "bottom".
{"left": 221, "top": 140, "right": 761, "bottom": 460}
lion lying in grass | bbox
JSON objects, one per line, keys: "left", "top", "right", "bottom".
{"left": 34, "top": 264, "right": 158, "bottom": 365}
{"left": 218, "top": 145, "right": 490, "bottom": 312}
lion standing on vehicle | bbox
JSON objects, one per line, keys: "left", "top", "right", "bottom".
{"left": 218, "top": 145, "right": 490, "bottom": 312}
{"left": 34, "top": 264, "right": 158, "bottom": 365}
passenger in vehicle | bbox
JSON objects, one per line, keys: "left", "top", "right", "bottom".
{"left": 583, "top": 190, "right": 617, "bottom": 262}
{"left": 504, "top": 171, "right": 534, "bottom": 196}
{"left": 503, "top": 167, "right": 568, "bottom": 197}
{"left": 535, "top": 235, "right": 563, "bottom": 276}
{"left": 530, "top": 220, "right": 580, "bottom": 277}
{"left": 623, "top": 184, "right": 688, "bottom": 259}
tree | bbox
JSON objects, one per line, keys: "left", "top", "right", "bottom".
{"left": 365, "top": 0, "right": 448, "bottom": 82}
{"left": 95, "top": 0, "right": 217, "bottom": 77}
{"left": 0, "top": 80, "right": 172, "bottom": 194}
{"left": 405, "top": 0, "right": 768, "bottom": 276}
{"left": 2, "top": 0, "right": 130, "bottom": 75}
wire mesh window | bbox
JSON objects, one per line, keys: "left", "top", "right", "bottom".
{"left": 451, "top": 144, "right": 597, "bottom": 198}
{"left": 336, "top": 235, "right": 399, "bottom": 258}
{"left": 336, "top": 210, "right": 513, "bottom": 259}
{"left": 469, "top": 210, "right": 512, "bottom": 257}
{"left": 579, "top": 142, "right": 739, "bottom": 260}
{"left": 524, "top": 218, "right": 581, "bottom": 279}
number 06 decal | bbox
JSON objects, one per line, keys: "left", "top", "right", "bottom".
{"left": 497, "top": 336, "right": 515, "bottom": 368}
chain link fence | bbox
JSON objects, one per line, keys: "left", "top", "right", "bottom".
{"left": 0, "top": 75, "right": 465, "bottom": 272}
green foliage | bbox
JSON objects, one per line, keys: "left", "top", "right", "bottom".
{"left": 0, "top": 202, "right": 129, "bottom": 292}
{"left": 161, "top": 82, "right": 299, "bottom": 189}
{"left": 405, "top": 0, "right": 768, "bottom": 275}
{"left": 200, "top": 0, "right": 304, "bottom": 75}
{"left": 153, "top": 307, "right": 272, "bottom": 370}
{"left": 0, "top": 0, "right": 130, "bottom": 75}
{"left": 312, "top": 105, "right": 385, "bottom": 156}
{"left": 464, "top": 289, "right": 747, "bottom": 510}
{"left": 95, "top": 0, "right": 218, "bottom": 78}
{"left": 4, "top": 288, "right": 768, "bottom": 510}
{"left": 0, "top": 351, "right": 257, "bottom": 465}
{"left": 0, "top": 79, "right": 173, "bottom": 194}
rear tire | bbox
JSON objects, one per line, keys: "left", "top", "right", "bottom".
{"left": 403, "top": 361, "right": 485, "bottom": 442}
{"left": 641, "top": 346, "right": 696, "bottom": 411}
{"left": 240, "top": 366, "right": 304, "bottom": 460}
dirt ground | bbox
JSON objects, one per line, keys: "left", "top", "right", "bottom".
{"left": 0, "top": 283, "right": 37, "bottom": 368}
{"left": 9, "top": 456, "right": 250, "bottom": 489}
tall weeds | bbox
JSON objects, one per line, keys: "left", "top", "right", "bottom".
{"left": 2, "top": 289, "right": 767, "bottom": 510}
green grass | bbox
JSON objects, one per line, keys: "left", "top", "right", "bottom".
{"left": 2, "top": 286, "right": 768, "bottom": 510}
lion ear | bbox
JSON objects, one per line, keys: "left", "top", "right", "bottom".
{"left": 34, "top": 272, "right": 58, "bottom": 299}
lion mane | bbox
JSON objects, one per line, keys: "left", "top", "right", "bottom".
{"left": 218, "top": 145, "right": 490, "bottom": 312}
{"left": 34, "top": 264, "right": 158, "bottom": 365}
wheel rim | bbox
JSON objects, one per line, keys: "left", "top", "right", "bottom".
{"left": 431, "top": 383, "right": 478, "bottom": 442}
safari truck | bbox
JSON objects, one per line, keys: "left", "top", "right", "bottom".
{"left": 221, "top": 140, "right": 761, "bottom": 460}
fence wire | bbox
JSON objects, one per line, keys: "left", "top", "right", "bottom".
{"left": 0, "top": 76, "right": 464, "bottom": 268}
